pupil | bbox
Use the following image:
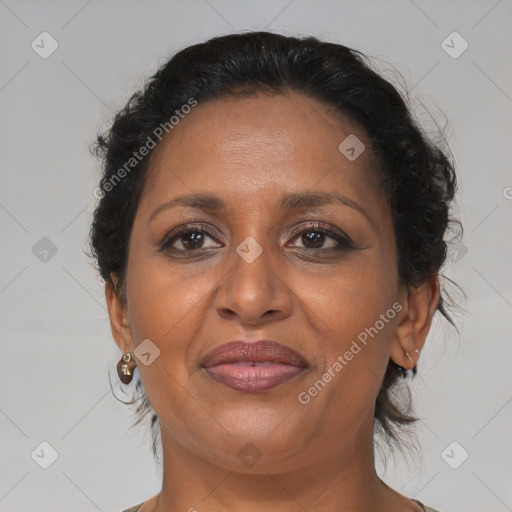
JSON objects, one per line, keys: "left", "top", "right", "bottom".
{"left": 303, "top": 231, "right": 324, "bottom": 248}
{"left": 182, "top": 232, "right": 203, "bottom": 249}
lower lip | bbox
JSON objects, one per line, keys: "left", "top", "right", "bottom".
{"left": 203, "top": 362, "right": 307, "bottom": 393}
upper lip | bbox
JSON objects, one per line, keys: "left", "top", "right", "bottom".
{"left": 200, "top": 340, "right": 308, "bottom": 368}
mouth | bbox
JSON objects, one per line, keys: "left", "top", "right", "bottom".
{"left": 200, "top": 340, "right": 309, "bottom": 393}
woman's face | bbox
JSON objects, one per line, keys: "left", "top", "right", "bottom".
{"left": 110, "top": 91, "right": 411, "bottom": 472}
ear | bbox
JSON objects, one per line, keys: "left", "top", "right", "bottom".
{"left": 105, "top": 274, "right": 134, "bottom": 354}
{"left": 390, "top": 274, "right": 440, "bottom": 370}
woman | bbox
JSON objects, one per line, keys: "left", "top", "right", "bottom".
{"left": 90, "top": 31, "right": 459, "bottom": 512}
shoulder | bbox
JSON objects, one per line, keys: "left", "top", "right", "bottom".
{"left": 121, "top": 504, "right": 143, "bottom": 512}
{"left": 122, "top": 499, "right": 443, "bottom": 512}
{"left": 415, "top": 500, "right": 444, "bottom": 512}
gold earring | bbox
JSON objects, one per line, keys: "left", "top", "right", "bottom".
{"left": 394, "top": 348, "right": 418, "bottom": 378}
{"left": 116, "top": 352, "right": 137, "bottom": 384}
{"left": 402, "top": 349, "right": 419, "bottom": 377}
{"left": 404, "top": 350, "right": 415, "bottom": 366}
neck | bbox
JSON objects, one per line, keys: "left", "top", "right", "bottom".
{"left": 147, "top": 411, "right": 411, "bottom": 512}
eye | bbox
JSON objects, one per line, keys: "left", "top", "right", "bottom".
{"left": 158, "top": 221, "right": 355, "bottom": 255}
{"left": 159, "top": 224, "right": 223, "bottom": 253}
{"left": 287, "top": 222, "right": 354, "bottom": 251}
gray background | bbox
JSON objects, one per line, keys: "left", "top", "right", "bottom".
{"left": 1, "top": 1, "right": 511, "bottom": 511}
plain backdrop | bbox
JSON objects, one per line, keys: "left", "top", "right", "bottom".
{"left": 1, "top": 1, "right": 511, "bottom": 511}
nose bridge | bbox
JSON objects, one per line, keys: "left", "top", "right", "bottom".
{"left": 234, "top": 234, "right": 272, "bottom": 292}
{"left": 214, "top": 232, "right": 292, "bottom": 324}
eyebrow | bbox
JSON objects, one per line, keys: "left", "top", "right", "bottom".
{"left": 148, "top": 191, "right": 373, "bottom": 227}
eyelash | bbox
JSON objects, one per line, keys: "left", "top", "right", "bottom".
{"left": 158, "top": 221, "right": 355, "bottom": 254}
{"left": 288, "top": 222, "right": 355, "bottom": 251}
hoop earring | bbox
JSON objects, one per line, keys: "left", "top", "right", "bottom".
{"left": 393, "top": 359, "right": 417, "bottom": 379}
{"left": 395, "top": 363, "right": 408, "bottom": 378}
{"left": 404, "top": 350, "right": 418, "bottom": 377}
{"left": 117, "top": 352, "right": 137, "bottom": 384}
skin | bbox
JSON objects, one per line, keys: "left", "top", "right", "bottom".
{"left": 106, "top": 91, "right": 439, "bottom": 512}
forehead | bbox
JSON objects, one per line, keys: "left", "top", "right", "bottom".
{"left": 141, "top": 91, "right": 384, "bottom": 213}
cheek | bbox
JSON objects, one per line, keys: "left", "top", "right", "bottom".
{"left": 293, "top": 257, "right": 399, "bottom": 431}
{"left": 296, "top": 249, "right": 399, "bottom": 353}
{"left": 123, "top": 253, "right": 217, "bottom": 429}
{"left": 126, "top": 257, "right": 214, "bottom": 347}
{"left": 124, "top": 241, "right": 229, "bottom": 404}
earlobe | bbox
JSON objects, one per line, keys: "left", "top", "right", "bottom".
{"left": 390, "top": 274, "right": 440, "bottom": 370}
{"left": 105, "top": 274, "right": 133, "bottom": 354}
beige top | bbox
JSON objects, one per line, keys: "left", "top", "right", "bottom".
{"left": 122, "top": 499, "right": 443, "bottom": 511}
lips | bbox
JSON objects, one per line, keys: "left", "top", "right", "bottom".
{"left": 200, "top": 340, "right": 309, "bottom": 393}
{"left": 200, "top": 340, "right": 308, "bottom": 368}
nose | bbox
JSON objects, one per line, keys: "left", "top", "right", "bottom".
{"left": 214, "top": 239, "right": 293, "bottom": 326}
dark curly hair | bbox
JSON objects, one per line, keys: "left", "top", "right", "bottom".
{"left": 89, "top": 31, "right": 462, "bottom": 463}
